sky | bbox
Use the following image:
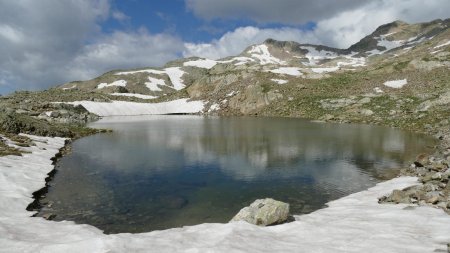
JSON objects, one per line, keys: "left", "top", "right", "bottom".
{"left": 0, "top": 0, "right": 449, "bottom": 94}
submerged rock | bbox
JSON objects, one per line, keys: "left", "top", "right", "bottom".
{"left": 230, "top": 198, "right": 289, "bottom": 226}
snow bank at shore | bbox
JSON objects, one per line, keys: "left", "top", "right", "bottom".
{"left": 1, "top": 135, "right": 450, "bottom": 252}
{"left": 66, "top": 99, "right": 205, "bottom": 117}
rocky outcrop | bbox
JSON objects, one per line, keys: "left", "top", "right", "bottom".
{"left": 380, "top": 151, "right": 450, "bottom": 214}
{"left": 230, "top": 198, "right": 290, "bottom": 226}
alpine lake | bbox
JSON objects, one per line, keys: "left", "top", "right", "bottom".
{"left": 36, "top": 116, "right": 435, "bottom": 234}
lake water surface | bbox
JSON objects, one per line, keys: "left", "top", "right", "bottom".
{"left": 37, "top": 116, "right": 435, "bottom": 233}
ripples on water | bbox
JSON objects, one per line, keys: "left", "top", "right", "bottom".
{"left": 37, "top": 116, "right": 435, "bottom": 233}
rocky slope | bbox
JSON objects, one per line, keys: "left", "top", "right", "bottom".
{"left": 51, "top": 19, "right": 450, "bottom": 129}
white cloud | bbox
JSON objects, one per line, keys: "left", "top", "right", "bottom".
{"left": 0, "top": 0, "right": 182, "bottom": 94}
{"left": 314, "top": 0, "right": 450, "bottom": 48}
{"left": 68, "top": 30, "right": 183, "bottom": 80}
{"left": 183, "top": 26, "right": 319, "bottom": 59}
{"left": 184, "top": 0, "right": 450, "bottom": 59}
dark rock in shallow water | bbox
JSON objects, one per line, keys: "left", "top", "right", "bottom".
{"left": 42, "top": 213, "right": 56, "bottom": 220}
{"left": 160, "top": 195, "right": 188, "bottom": 209}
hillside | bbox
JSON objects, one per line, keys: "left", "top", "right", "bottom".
{"left": 1, "top": 18, "right": 449, "bottom": 137}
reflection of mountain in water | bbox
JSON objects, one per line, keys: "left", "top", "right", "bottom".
{"left": 90, "top": 116, "right": 433, "bottom": 181}
{"left": 39, "top": 116, "right": 435, "bottom": 233}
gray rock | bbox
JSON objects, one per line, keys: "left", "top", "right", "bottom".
{"left": 432, "top": 172, "right": 443, "bottom": 180}
{"left": 42, "top": 213, "right": 56, "bottom": 220}
{"left": 425, "top": 192, "right": 440, "bottom": 204}
{"left": 358, "top": 97, "right": 371, "bottom": 104}
{"left": 360, "top": 109, "right": 374, "bottom": 116}
{"left": 230, "top": 198, "right": 290, "bottom": 226}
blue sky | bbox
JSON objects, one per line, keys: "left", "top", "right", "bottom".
{"left": 104, "top": 0, "right": 316, "bottom": 43}
{"left": 0, "top": 0, "right": 449, "bottom": 94}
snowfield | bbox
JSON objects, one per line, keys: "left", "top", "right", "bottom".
{"left": 66, "top": 99, "right": 205, "bottom": 117}
{"left": 270, "top": 79, "right": 288, "bottom": 84}
{"left": 248, "top": 44, "right": 286, "bottom": 65}
{"left": 1, "top": 135, "right": 450, "bottom": 252}
{"left": 110, "top": 93, "right": 157, "bottom": 100}
{"left": 268, "top": 67, "right": 303, "bottom": 76}
{"left": 184, "top": 59, "right": 218, "bottom": 69}
{"left": 115, "top": 67, "right": 186, "bottom": 91}
{"left": 384, "top": 79, "right": 408, "bottom": 88}
{"left": 97, "top": 80, "right": 127, "bottom": 89}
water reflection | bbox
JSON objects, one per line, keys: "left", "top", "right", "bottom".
{"left": 38, "top": 116, "right": 434, "bottom": 233}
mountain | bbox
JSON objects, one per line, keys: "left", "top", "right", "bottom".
{"left": 59, "top": 19, "right": 450, "bottom": 114}
{"left": 2, "top": 18, "right": 449, "bottom": 134}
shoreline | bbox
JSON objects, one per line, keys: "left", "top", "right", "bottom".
{"left": 1, "top": 116, "right": 450, "bottom": 252}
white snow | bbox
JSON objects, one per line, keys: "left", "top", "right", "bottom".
{"left": 115, "top": 69, "right": 166, "bottom": 75}
{"left": 434, "top": 40, "right": 450, "bottom": 49}
{"left": 110, "top": 93, "right": 157, "bottom": 100}
{"left": 219, "top": 57, "right": 256, "bottom": 66}
{"left": 145, "top": 77, "right": 166, "bottom": 91}
{"left": 430, "top": 49, "right": 443, "bottom": 55}
{"left": 337, "top": 56, "right": 366, "bottom": 67}
{"left": 208, "top": 103, "right": 220, "bottom": 112}
{"left": 115, "top": 68, "right": 185, "bottom": 91}
{"left": 248, "top": 44, "right": 286, "bottom": 65}
{"left": 366, "top": 49, "right": 382, "bottom": 56}
{"left": 1, "top": 134, "right": 450, "bottom": 252}
{"left": 230, "top": 57, "right": 255, "bottom": 66}
{"left": 300, "top": 46, "right": 338, "bottom": 66}
{"left": 65, "top": 99, "right": 204, "bottom": 116}
{"left": 310, "top": 66, "right": 339, "bottom": 73}
{"left": 374, "top": 87, "right": 384, "bottom": 93}
{"left": 165, "top": 67, "right": 185, "bottom": 90}
{"left": 184, "top": 59, "right": 218, "bottom": 69}
{"left": 271, "top": 79, "right": 288, "bottom": 84}
{"left": 383, "top": 31, "right": 398, "bottom": 37}
{"left": 268, "top": 67, "right": 303, "bottom": 76}
{"left": 2, "top": 137, "right": 450, "bottom": 253}
{"left": 226, "top": 91, "right": 238, "bottom": 97}
{"left": 62, "top": 85, "right": 76, "bottom": 90}
{"left": 384, "top": 79, "right": 408, "bottom": 89}
{"left": 97, "top": 80, "right": 127, "bottom": 89}
{"left": 377, "top": 35, "right": 404, "bottom": 51}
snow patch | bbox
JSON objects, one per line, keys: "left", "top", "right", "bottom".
{"left": 62, "top": 85, "right": 76, "bottom": 90}
{"left": 374, "top": 87, "right": 384, "bottom": 93}
{"left": 268, "top": 67, "right": 303, "bottom": 76}
{"left": 226, "top": 91, "right": 238, "bottom": 97}
{"left": 115, "top": 69, "right": 165, "bottom": 75}
{"left": 66, "top": 99, "right": 204, "bottom": 116}
{"left": 165, "top": 67, "right": 185, "bottom": 90}
{"left": 271, "top": 79, "right": 288, "bottom": 84}
{"left": 248, "top": 44, "right": 286, "bottom": 65}
{"left": 110, "top": 93, "right": 157, "bottom": 100}
{"left": 97, "top": 80, "right": 127, "bottom": 89}
{"left": 384, "top": 79, "right": 408, "bottom": 89}
{"left": 184, "top": 59, "right": 218, "bottom": 69}
{"left": 300, "top": 46, "right": 338, "bottom": 66}
{"left": 115, "top": 68, "right": 185, "bottom": 91}
{"left": 377, "top": 35, "right": 404, "bottom": 51}
{"left": 310, "top": 66, "right": 339, "bottom": 74}
{"left": 434, "top": 40, "right": 450, "bottom": 49}
{"left": 208, "top": 103, "right": 220, "bottom": 112}
{"left": 145, "top": 77, "right": 166, "bottom": 91}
